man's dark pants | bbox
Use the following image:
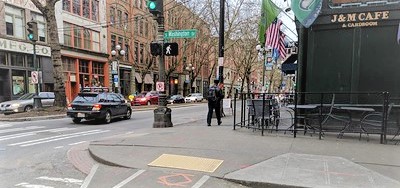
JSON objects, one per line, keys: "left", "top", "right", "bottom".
{"left": 207, "top": 100, "right": 221, "bottom": 125}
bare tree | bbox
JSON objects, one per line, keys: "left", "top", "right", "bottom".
{"left": 31, "top": 0, "right": 66, "bottom": 107}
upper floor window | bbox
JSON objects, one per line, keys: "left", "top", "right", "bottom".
{"left": 63, "top": 0, "right": 99, "bottom": 22}
{"left": 110, "top": 7, "right": 115, "bottom": 25}
{"left": 5, "top": 5, "right": 25, "bottom": 39}
{"left": 32, "top": 13, "right": 46, "bottom": 42}
{"left": 63, "top": 22, "right": 100, "bottom": 52}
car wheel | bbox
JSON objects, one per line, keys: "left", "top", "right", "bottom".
{"left": 147, "top": 101, "right": 151, "bottom": 105}
{"left": 72, "top": 118, "right": 81, "bottom": 124}
{"left": 104, "top": 111, "right": 112, "bottom": 124}
{"left": 24, "top": 105, "right": 33, "bottom": 112}
{"left": 124, "top": 109, "right": 132, "bottom": 120}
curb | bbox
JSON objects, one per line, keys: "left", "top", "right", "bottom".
{"left": 0, "top": 114, "right": 67, "bottom": 122}
{"left": 223, "top": 178, "right": 304, "bottom": 188}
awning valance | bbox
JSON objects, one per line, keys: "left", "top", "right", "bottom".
{"left": 135, "top": 72, "right": 142, "bottom": 83}
{"left": 144, "top": 74, "right": 153, "bottom": 84}
{"left": 282, "top": 54, "right": 298, "bottom": 75}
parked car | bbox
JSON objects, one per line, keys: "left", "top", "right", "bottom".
{"left": 167, "top": 95, "right": 185, "bottom": 104}
{"left": 131, "top": 91, "right": 159, "bottom": 106}
{"left": 0, "top": 92, "right": 55, "bottom": 114}
{"left": 184, "top": 93, "right": 204, "bottom": 103}
{"left": 67, "top": 91, "right": 132, "bottom": 124}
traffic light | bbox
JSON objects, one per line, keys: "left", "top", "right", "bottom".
{"left": 27, "top": 21, "right": 38, "bottom": 42}
{"left": 147, "top": 0, "right": 163, "bottom": 16}
{"left": 164, "top": 42, "right": 179, "bottom": 56}
{"left": 150, "top": 42, "right": 162, "bottom": 56}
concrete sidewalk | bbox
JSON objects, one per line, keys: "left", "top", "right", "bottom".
{"left": 83, "top": 115, "right": 400, "bottom": 187}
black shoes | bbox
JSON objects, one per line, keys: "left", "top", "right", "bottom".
{"left": 218, "top": 121, "right": 222, "bottom": 125}
{"left": 207, "top": 124, "right": 211, "bottom": 126}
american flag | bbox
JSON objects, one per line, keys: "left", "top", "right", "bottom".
{"left": 278, "top": 31, "right": 287, "bottom": 59}
{"left": 265, "top": 19, "right": 282, "bottom": 49}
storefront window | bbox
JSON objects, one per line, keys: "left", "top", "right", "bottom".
{"left": 0, "top": 52, "right": 6, "bottom": 65}
{"left": 92, "top": 61, "right": 104, "bottom": 74}
{"left": 10, "top": 53, "right": 24, "bottom": 67}
{"left": 79, "top": 60, "right": 89, "bottom": 73}
{"left": 62, "top": 57, "right": 76, "bottom": 71}
{"left": 28, "top": 71, "right": 36, "bottom": 93}
{"left": 12, "top": 70, "right": 25, "bottom": 95}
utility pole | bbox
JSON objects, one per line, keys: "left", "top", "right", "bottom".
{"left": 148, "top": 0, "right": 173, "bottom": 128}
{"left": 218, "top": 0, "right": 225, "bottom": 84}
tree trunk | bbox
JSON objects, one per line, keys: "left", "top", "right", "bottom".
{"left": 47, "top": 3, "right": 66, "bottom": 107}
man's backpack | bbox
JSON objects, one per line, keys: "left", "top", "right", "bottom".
{"left": 208, "top": 85, "right": 219, "bottom": 102}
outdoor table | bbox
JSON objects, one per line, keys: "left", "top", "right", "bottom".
{"left": 286, "top": 104, "right": 319, "bottom": 137}
{"left": 337, "top": 106, "right": 375, "bottom": 139}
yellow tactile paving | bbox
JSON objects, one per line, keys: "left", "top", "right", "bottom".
{"left": 148, "top": 154, "right": 223, "bottom": 173}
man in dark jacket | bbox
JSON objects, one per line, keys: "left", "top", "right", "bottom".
{"left": 207, "top": 79, "right": 222, "bottom": 126}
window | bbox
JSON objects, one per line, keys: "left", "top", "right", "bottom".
{"left": 0, "top": 52, "right": 6, "bottom": 65}
{"left": 134, "top": 42, "right": 138, "bottom": 64}
{"left": 79, "top": 60, "right": 89, "bottom": 73}
{"left": 145, "top": 22, "right": 148, "bottom": 37}
{"left": 124, "top": 12, "right": 129, "bottom": 30}
{"left": 110, "top": 7, "right": 115, "bottom": 25}
{"left": 92, "top": 31, "right": 100, "bottom": 52}
{"left": 118, "top": 37, "right": 123, "bottom": 50}
{"left": 32, "top": 13, "right": 46, "bottom": 42}
{"left": 125, "top": 40, "right": 129, "bottom": 61}
{"left": 140, "top": 44, "right": 144, "bottom": 64}
{"left": 91, "top": 0, "right": 99, "bottom": 21}
{"left": 10, "top": 53, "right": 24, "bottom": 67}
{"left": 139, "top": 0, "right": 142, "bottom": 9}
{"left": 83, "top": 29, "right": 91, "bottom": 50}
{"left": 63, "top": 0, "right": 71, "bottom": 11}
{"left": 111, "top": 35, "right": 116, "bottom": 51}
{"left": 74, "top": 26, "right": 82, "bottom": 48}
{"left": 83, "top": 0, "right": 90, "bottom": 19}
{"left": 12, "top": 70, "right": 26, "bottom": 96}
{"left": 73, "top": 0, "right": 81, "bottom": 15}
{"left": 117, "top": 10, "right": 122, "bottom": 28}
{"left": 62, "top": 57, "right": 76, "bottom": 71}
{"left": 139, "top": 20, "right": 143, "bottom": 36}
{"left": 92, "top": 62, "right": 104, "bottom": 74}
{"left": 63, "top": 22, "right": 72, "bottom": 46}
{"left": 5, "top": 5, "right": 24, "bottom": 38}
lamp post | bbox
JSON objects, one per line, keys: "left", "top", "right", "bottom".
{"left": 111, "top": 44, "right": 125, "bottom": 93}
{"left": 186, "top": 63, "right": 195, "bottom": 93}
{"left": 256, "top": 44, "right": 267, "bottom": 92}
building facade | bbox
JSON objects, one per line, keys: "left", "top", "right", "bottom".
{"left": 0, "top": 0, "right": 53, "bottom": 103}
{"left": 57, "top": 0, "right": 109, "bottom": 102}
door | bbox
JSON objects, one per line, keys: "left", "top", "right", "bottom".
{"left": 106, "top": 94, "right": 118, "bottom": 116}
{"left": 110, "top": 94, "right": 124, "bottom": 115}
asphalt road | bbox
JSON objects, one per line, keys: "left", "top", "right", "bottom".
{"left": 0, "top": 104, "right": 208, "bottom": 188}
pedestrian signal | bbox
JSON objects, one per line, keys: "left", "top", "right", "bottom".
{"left": 164, "top": 42, "right": 178, "bottom": 56}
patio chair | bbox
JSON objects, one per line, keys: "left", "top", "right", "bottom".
{"left": 360, "top": 103, "right": 397, "bottom": 142}
{"left": 247, "top": 99, "right": 272, "bottom": 130}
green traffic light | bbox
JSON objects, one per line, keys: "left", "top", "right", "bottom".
{"left": 28, "top": 34, "right": 34, "bottom": 40}
{"left": 148, "top": 2, "right": 156, "bottom": 10}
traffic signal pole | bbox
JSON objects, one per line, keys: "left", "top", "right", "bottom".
{"left": 151, "top": 0, "right": 173, "bottom": 128}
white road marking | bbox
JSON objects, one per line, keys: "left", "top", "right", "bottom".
{"left": 54, "top": 146, "right": 64, "bottom": 149}
{"left": 36, "top": 176, "right": 83, "bottom": 185}
{"left": 191, "top": 175, "right": 210, "bottom": 188}
{"left": 69, "top": 141, "right": 86, "bottom": 146}
{"left": 9, "top": 130, "right": 105, "bottom": 146}
{"left": 81, "top": 164, "right": 99, "bottom": 188}
{"left": 19, "top": 130, "right": 110, "bottom": 147}
{"left": 0, "top": 123, "right": 13, "bottom": 128}
{"left": 15, "top": 182, "right": 54, "bottom": 188}
{"left": 0, "top": 128, "right": 75, "bottom": 141}
{"left": 112, "top": 170, "right": 146, "bottom": 188}
{"left": 8, "top": 130, "right": 110, "bottom": 147}
{"left": 0, "top": 126, "right": 44, "bottom": 134}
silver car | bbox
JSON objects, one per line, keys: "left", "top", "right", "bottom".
{"left": 0, "top": 92, "right": 55, "bottom": 114}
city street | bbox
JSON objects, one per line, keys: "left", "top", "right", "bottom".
{"left": 0, "top": 104, "right": 208, "bottom": 188}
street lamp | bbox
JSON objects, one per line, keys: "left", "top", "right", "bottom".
{"left": 111, "top": 44, "right": 125, "bottom": 93}
{"left": 186, "top": 63, "right": 195, "bottom": 93}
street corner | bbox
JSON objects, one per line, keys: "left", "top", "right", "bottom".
{"left": 67, "top": 142, "right": 96, "bottom": 175}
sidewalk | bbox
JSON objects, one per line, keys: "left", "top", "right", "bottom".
{"left": 82, "top": 114, "right": 400, "bottom": 188}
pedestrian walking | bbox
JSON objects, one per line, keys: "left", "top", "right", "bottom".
{"left": 207, "top": 79, "right": 223, "bottom": 126}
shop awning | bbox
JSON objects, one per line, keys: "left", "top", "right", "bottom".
{"left": 281, "top": 54, "right": 298, "bottom": 75}
{"left": 144, "top": 74, "right": 154, "bottom": 84}
{"left": 135, "top": 72, "right": 142, "bottom": 83}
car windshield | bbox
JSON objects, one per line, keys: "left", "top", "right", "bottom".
{"left": 170, "top": 95, "right": 179, "bottom": 99}
{"left": 73, "top": 94, "right": 99, "bottom": 103}
{"left": 17, "top": 93, "right": 36, "bottom": 100}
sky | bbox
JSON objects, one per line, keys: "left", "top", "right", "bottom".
{"left": 272, "top": 0, "right": 298, "bottom": 43}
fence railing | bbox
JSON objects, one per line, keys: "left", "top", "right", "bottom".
{"left": 233, "top": 92, "right": 399, "bottom": 144}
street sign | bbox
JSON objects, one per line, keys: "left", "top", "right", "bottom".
{"left": 111, "top": 61, "right": 118, "bottom": 74}
{"left": 31, "top": 71, "right": 38, "bottom": 84}
{"left": 113, "top": 75, "right": 119, "bottom": 84}
{"left": 164, "top": 42, "right": 178, "bottom": 56}
{"left": 164, "top": 29, "right": 197, "bottom": 39}
{"left": 156, "top": 81, "right": 164, "bottom": 92}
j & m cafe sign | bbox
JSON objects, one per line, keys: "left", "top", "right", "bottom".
{"left": 331, "top": 11, "right": 390, "bottom": 28}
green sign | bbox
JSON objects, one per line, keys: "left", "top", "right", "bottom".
{"left": 164, "top": 29, "right": 197, "bottom": 39}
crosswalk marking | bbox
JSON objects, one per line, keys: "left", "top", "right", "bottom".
{"left": 9, "top": 130, "right": 110, "bottom": 147}
{"left": 0, "top": 126, "right": 44, "bottom": 134}
{"left": 0, "top": 128, "right": 75, "bottom": 141}
{"left": 0, "top": 123, "right": 13, "bottom": 128}
{"left": 15, "top": 182, "right": 54, "bottom": 188}
{"left": 112, "top": 170, "right": 146, "bottom": 188}
{"left": 36, "top": 176, "right": 83, "bottom": 185}
{"left": 69, "top": 141, "right": 86, "bottom": 146}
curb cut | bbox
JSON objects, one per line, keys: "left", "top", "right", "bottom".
{"left": 0, "top": 114, "right": 66, "bottom": 122}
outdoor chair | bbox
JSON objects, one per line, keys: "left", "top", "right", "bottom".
{"left": 247, "top": 99, "right": 272, "bottom": 131}
{"left": 360, "top": 103, "right": 398, "bottom": 143}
